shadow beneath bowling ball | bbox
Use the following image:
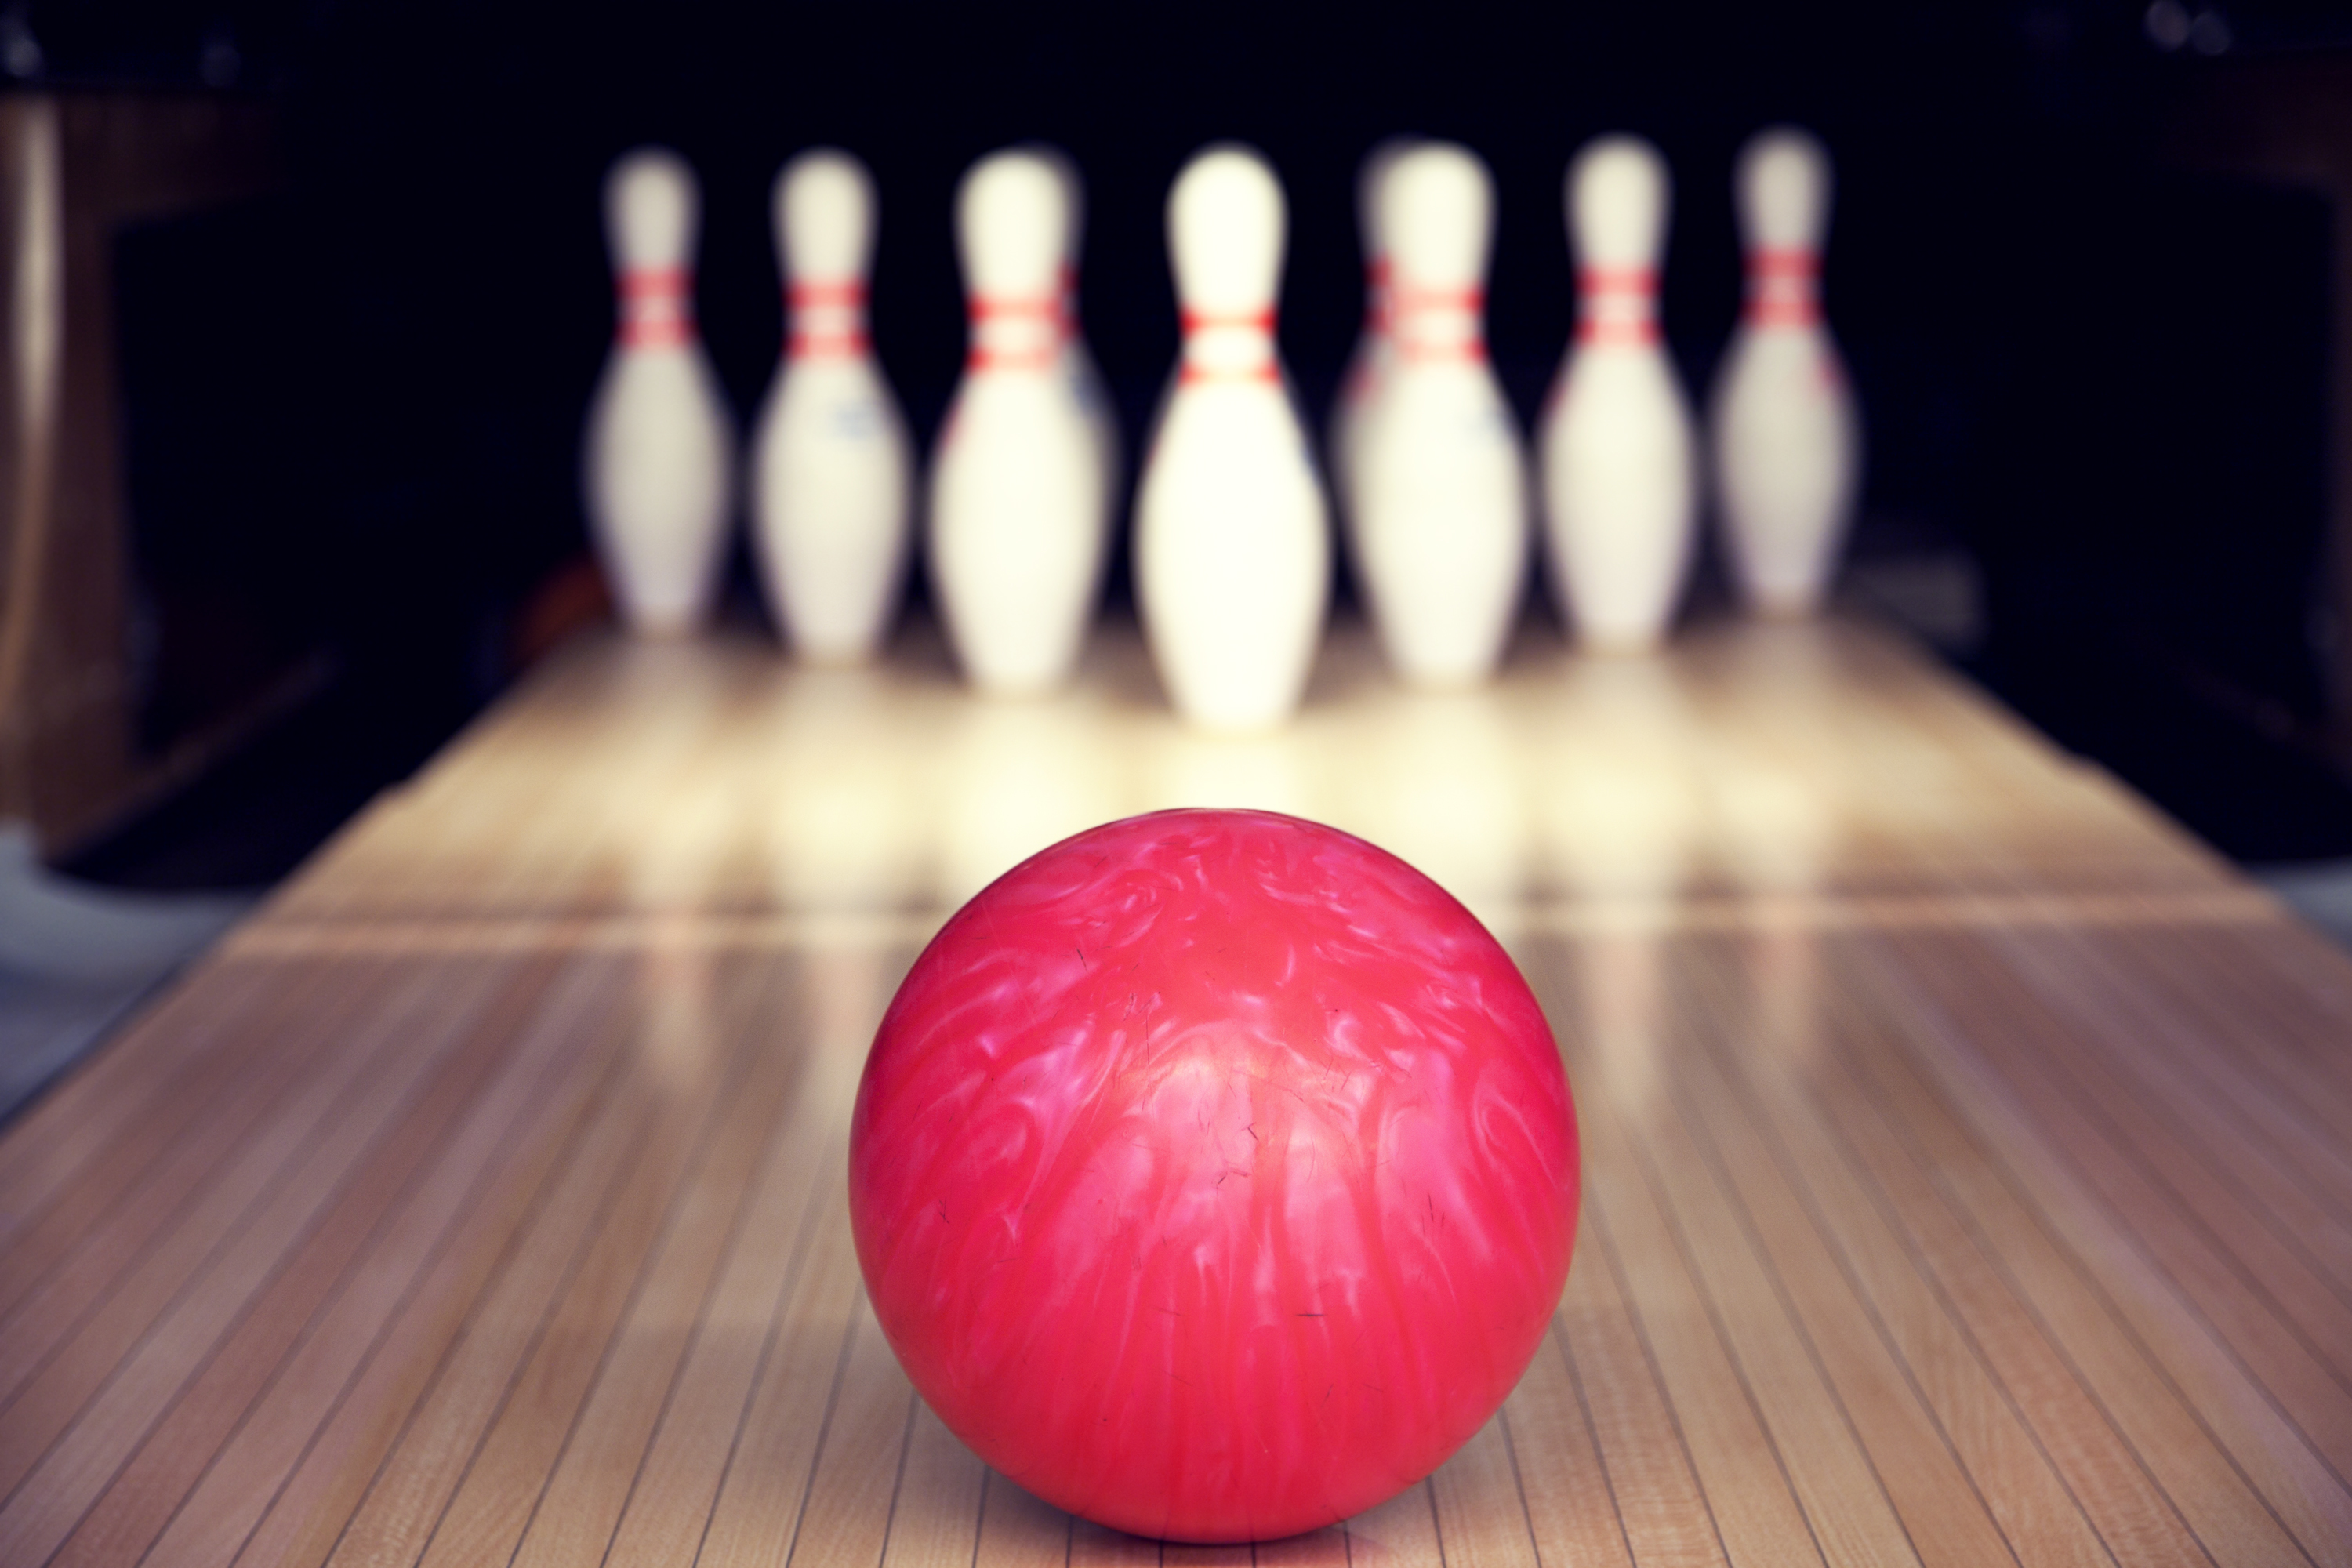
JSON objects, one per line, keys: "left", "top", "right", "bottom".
{"left": 1069, "top": 1511, "right": 1351, "bottom": 1562}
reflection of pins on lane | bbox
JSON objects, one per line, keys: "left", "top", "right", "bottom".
{"left": 1356, "top": 140, "right": 1528, "bottom": 688}
{"left": 1135, "top": 143, "right": 1330, "bottom": 733}
{"left": 1033, "top": 145, "right": 1122, "bottom": 544}
{"left": 1329, "top": 136, "right": 1416, "bottom": 533}
{"left": 752, "top": 148, "right": 914, "bottom": 663}
{"left": 928, "top": 147, "right": 1109, "bottom": 696}
{"left": 1711, "top": 126, "right": 1861, "bottom": 619}
{"left": 1539, "top": 135, "right": 1697, "bottom": 653}
{"left": 582, "top": 147, "right": 736, "bottom": 637}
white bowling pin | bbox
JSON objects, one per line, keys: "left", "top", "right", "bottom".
{"left": 927, "top": 148, "right": 1109, "bottom": 695}
{"left": 1328, "top": 136, "right": 1415, "bottom": 532}
{"left": 1034, "top": 145, "right": 1123, "bottom": 543}
{"left": 1134, "top": 143, "right": 1330, "bottom": 732}
{"left": 751, "top": 148, "right": 915, "bottom": 663}
{"left": 1539, "top": 135, "right": 1697, "bottom": 652}
{"left": 582, "top": 147, "right": 736, "bottom": 637}
{"left": 1354, "top": 141, "right": 1528, "bottom": 687}
{"left": 1710, "top": 126, "right": 1862, "bottom": 618}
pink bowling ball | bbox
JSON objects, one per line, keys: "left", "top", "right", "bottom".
{"left": 848, "top": 808, "right": 1579, "bottom": 1542}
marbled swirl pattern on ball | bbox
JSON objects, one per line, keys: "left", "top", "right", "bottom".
{"left": 848, "top": 808, "right": 1579, "bottom": 1543}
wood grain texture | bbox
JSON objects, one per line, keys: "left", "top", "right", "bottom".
{"left": 2, "top": 612, "right": 2347, "bottom": 1567}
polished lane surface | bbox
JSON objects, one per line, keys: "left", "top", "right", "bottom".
{"left": 0, "top": 612, "right": 2343, "bottom": 1568}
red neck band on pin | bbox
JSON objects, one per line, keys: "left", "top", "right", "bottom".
{"left": 1578, "top": 265, "right": 1657, "bottom": 297}
{"left": 1747, "top": 248, "right": 1817, "bottom": 280}
{"left": 1181, "top": 307, "right": 1277, "bottom": 335}
{"left": 969, "top": 295, "right": 1060, "bottom": 321}
{"left": 789, "top": 279, "right": 868, "bottom": 308}
{"left": 1576, "top": 319, "right": 1661, "bottom": 347}
{"left": 1179, "top": 363, "right": 1279, "bottom": 384}
{"left": 1397, "top": 341, "right": 1489, "bottom": 364}
{"left": 1391, "top": 285, "right": 1487, "bottom": 361}
{"left": 966, "top": 292, "right": 1067, "bottom": 371}
{"left": 1178, "top": 307, "right": 1279, "bottom": 383}
{"left": 787, "top": 329, "right": 869, "bottom": 358}
{"left": 1743, "top": 249, "right": 1821, "bottom": 327}
{"left": 785, "top": 278, "right": 870, "bottom": 358}
{"left": 1745, "top": 301, "right": 1820, "bottom": 328}
{"left": 618, "top": 267, "right": 692, "bottom": 348}
{"left": 1393, "top": 285, "right": 1484, "bottom": 314}
{"left": 621, "top": 265, "right": 690, "bottom": 298}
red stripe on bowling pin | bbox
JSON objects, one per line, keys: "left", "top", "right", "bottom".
{"left": 1396, "top": 285, "right": 1484, "bottom": 312}
{"left": 1748, "top": 248, "right": 1817, "bottom": 278}
{"left": 1397, "top": 347, "right": 1490, "bottom": 364}
{"left": 1744, "top": 247, "right": 1821, "bottom": 328}
{"left": 967, "top": 293, "right": 1062, "bottom": 371}
{"left": 1392, "top": 285, "right": 1489, "bottom": 363}
{"left": 970, "top": 296, "right": 1059, "bottom": 319}
{"left": 618, "top": 266, "right": 695, "bottom": 349}
{"left": 1575, "top": 265, "right": 1660, "bottom": 347}
{"left": 1178, "top": 365, "right": 1280, "bottom": 384}
{"left": 1580, "top": 266, "right": 1656, "bottom": 295}
{"left": 1397, "top": 343, "right": 1490, "bottom": 364}
{"left": 621, "top": 266, "right": 690, "bottom": 298}
{"left": 1181, "top": 308, "right": 1276, "bottom": 333}
{"left": 967, "top": 350, "right": 1060, "bottom": 370}
{"left": 790, "top": 331, "right": 871, "bottom": 355}
{"left": 1577, "top": 321, "right": 1661, "bottom": 345}
{"left": 1178, "top": 308, "right": 1279, "bottom": 384}
{"left": 786, "top": 279, "right": 870, "bottom": 358}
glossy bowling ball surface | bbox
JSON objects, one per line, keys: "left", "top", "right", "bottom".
{"left": 848, "top": 808, "right": 1579, "bottom": 1543}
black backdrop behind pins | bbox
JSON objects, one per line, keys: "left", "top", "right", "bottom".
{"left": 60, "top": 0, "right": 2352, "bottom": 878}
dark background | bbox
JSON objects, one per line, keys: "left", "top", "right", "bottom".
{"left": 38, "top": 0, "right": 2352, "bottom": 884}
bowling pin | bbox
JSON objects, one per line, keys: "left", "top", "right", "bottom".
{"left": 1035, "top": 145, "right": 1123, "bottom": 543}
{"left": 1328, "top": 136, "right": 1415, "bottom": 531}
{"left": 1710, "top": 126, "right": 1861, "bottom": 618}
{"left": 1354, "top": 141, "right": 1528, "bottom": 687}
{"left": 1134, "top": 143, "right": 1330, "bottom": 731}
{"left": 1538, "top": 135, "right": 1697, "bottom": 652}
{"left": 928, "top": 148, "right": 1110, "bottom": 695}
{"left": 751, "top": 148, "right": 914, "bottom": 663}
{"left": 582, "top": 147, "right": 736, "bottom": 637}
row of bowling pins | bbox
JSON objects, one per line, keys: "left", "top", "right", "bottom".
{"left": 582, "top": 131, "right": 1860, "bottom": 731}
{"left": 1345, "top": 131, "right": 1860, "bottom": 670}
{"left": 587, "top": 146, "right": 1112, "bottom": 677}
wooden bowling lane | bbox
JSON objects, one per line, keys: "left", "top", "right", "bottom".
{"left": 2, "top": 612, "right": 2347, "bottom": 1566}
